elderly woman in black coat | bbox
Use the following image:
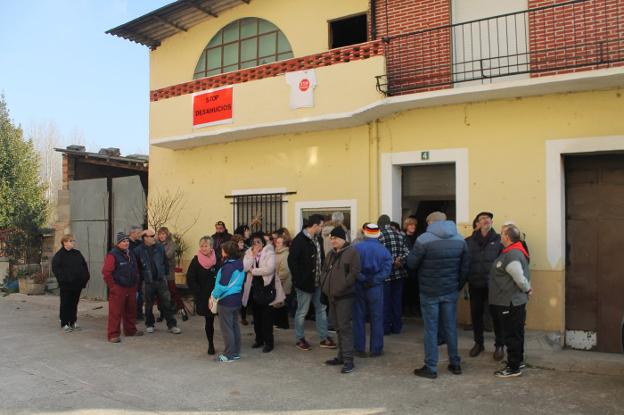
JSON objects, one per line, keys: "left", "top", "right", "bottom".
{"left": 51, "top": 234, "right": 90, "bottom": 332}
{"left": 186, "top": 236, "right": 218, "bottom": 355}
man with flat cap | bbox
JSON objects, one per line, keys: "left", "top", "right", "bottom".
{"left": 466, "top": 211, "right": 504, "bottom": 360}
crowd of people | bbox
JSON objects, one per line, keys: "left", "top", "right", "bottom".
{"left": 51, "top": 210, "right": 532, "bottom": 378}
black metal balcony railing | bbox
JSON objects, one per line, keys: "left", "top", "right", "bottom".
{"left": 376, "top": 0, "right": 624, "bottom": 96}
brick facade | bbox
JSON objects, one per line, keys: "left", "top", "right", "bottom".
{"left": 370, "top": 0, "right": 452, "bottom": 94}
{"left": 529, "top": 0, "right": 624, "bottom": 76}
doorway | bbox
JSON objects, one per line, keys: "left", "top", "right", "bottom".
{"left": 401, "top": 163, "right": 456, "bottom": 233}
{"left": 564, "top": 153, "right": 624, "bottom": 353}
{"left": 400, "top": 163, "right": 456, "bottom": 316}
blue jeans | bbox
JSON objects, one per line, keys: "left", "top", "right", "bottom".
{"left": 383, "top": 278, "right": 404, "bottom": 334}
{"left": 420, "top": 291, "right": 461, "bottom": 373}
{"left": 295, "top": 287, "right": 328, "bottom": 341}
{"left": 353, "top": 283, "right": 384, "bottom": 353}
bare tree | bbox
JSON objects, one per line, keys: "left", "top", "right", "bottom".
{"left": 28, "top": 121, "right": 63, "bottom": 216}
{"left": 144, "top": 188, "right": 199, "bottom": 235}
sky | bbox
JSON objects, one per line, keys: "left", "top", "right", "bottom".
{"left": 0, "top": 0, "right": 172, "bottom": 155}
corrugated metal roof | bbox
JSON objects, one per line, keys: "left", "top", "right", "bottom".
{"left": 106, "top": 0, "right": 250, "bottom": 49}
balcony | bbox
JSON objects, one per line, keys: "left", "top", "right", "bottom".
{"left": 376, "top": 0, "right": 624, "bottom": 96}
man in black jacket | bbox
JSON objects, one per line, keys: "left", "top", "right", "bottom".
{"left": 288, "top": 214, "right": 336, "bottom": 351}
{"left": 466, "top": 211, "right": 504, "bottom": 360}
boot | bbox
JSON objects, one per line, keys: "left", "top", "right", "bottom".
{"left": 469, "top": 343, "right": 484, "bottom": 357}
{"left": 493, "top": 346, "right": 505, "bottom": 361}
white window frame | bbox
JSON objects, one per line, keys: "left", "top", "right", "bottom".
{"left": 294, "top": 199, "right": 358, "bottom": 241}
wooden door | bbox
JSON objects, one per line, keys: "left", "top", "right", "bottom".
{"left": 565, "top": 154, "right": 624, "bottom": 353}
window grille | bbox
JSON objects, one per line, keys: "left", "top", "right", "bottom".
{"left": 226, "top": 192, "right": 295, "bottom": 233}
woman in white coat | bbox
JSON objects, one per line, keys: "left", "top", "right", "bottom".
{"left": 242, "top": 231, "right": 285, "bottom": 353}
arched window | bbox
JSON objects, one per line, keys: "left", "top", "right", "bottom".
{"left": 193, "top": 18, "right": 294, "bottom": 79}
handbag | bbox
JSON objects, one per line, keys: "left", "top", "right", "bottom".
{"left": 252, "top": 274, "right": 276, "bottom": 306}
{"left": 210, "top": 271, "right": 242, "bottom": 314}
{"left": 209, "top": 296, "right": 219, "bottom": 314}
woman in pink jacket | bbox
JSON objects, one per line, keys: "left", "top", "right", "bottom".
{"left": 242, "top": 232, "right": 285, "bottom": 353}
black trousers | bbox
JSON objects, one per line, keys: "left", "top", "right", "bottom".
{"left": 144, "top": 280, "right": 177, "bottom": 329}
{"left": 204, "top": 313, "right": 215, "bottom": 346}
{"left": 273, "top": 305, "right": 289, "bottom": 329}
{"left": 492, "top": 303, "right": 526, "bottom": 370}
{"left": 469, "top": 285, "right": 503, "bottom": 347}
{"left": 59, "top": 286, "right": 82, "bottom": 327}
{"left": 252, "top": 302, "right": 274, "bottom": 347}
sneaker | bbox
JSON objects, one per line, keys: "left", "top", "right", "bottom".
{"left": 231, "top": 355, "right": 241, "bottom": 360}
{"left": 495, "top": 366, "right": 522, "bottom": 378}
{"left": 341, "top": 362, "right": 354, "bottom": 374}
{"left": 70, "top": 322, "right": 81, "bottom": 331}
{"left": 325, "top": 357, "right": 344, "bottom": 366}
{"left": 501, "top": 360, "right": 526, "bottom": 369}
{"left": 146, "top": 326, "right": 155, "bottom": 334}
{"left": 414, "top": 365, "right": 437, "bottom": 379}
{"left": 108, "top": 337, "right": 121, "bottom": 343}
{"left": 296, "top": 338, "right": 312, "bottom": 351}
{"left": 62, "top": 324, "right": 73, "bottom": 333}
{"left": 448, "top": 364, "right": 462, "bottom": 375}
{"left": 169, "top": 326, "right": 182, "bottom": 334}
{"left": 320, "top": 337, "right": 337, "bottom": 349}
{"left": 216, "top": 354, "right": 233, "bottom": 363}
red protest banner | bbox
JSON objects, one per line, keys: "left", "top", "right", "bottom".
{"left": 192, "top": 87, "right": 233, "bottom": 127}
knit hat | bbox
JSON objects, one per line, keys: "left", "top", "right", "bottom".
{"left": 329, "top": 226, "right": 346, "bottom": 241}
{"left": 363, "top": 223, "right": 380, "bottom": 238}
{"left": 426, "top": 211, "right": 447, "bottom": 224}
{"left": 116, "top": 232, "right": 129, "bottom": 244}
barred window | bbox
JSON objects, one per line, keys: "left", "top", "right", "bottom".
{"left": 194, "top": 18, "right": 294, "bottom": 79}
{"left": 226, "top": 192, "right": 294, "bottom": 233}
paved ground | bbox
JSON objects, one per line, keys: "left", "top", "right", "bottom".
{"left": 1, "top": 293, "right": 623, "bottom": 415}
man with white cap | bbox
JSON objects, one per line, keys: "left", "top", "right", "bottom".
{"left": 352, "top": 223, "right": 393, "bottom": 357}
{"left": 408, "top": 212, "right": 469, "bottom": 379}
{"left": 134, "top": 229, "right": 181, "bottom": 335}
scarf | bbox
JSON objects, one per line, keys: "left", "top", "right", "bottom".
{"left": 502, "top": 241, "right": 530, "bottom": 259}
{"left": 197, "top": 249, "right": 217, "bottom": 269}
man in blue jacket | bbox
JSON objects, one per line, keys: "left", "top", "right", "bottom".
{"left": 353, "top": 223, "right": 393, "bottom": 357}
{"left": 134, "top": 229, "right": 181, "bottom": 335}
{"left": 407, "top": 212, "right": 469, "bottom": 378}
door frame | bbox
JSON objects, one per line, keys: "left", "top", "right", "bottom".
{"left": 380, "top": 148, "right": 469, "bottom": 224}
{"left": 545, "top": 135, "right": 624, "bottom": 350}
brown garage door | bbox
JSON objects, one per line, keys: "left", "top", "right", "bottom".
{"left": 565, "top": 153, "right": 624, "bottom": 353}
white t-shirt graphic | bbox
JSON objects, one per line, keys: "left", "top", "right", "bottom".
{"left": 285, "top": 70, "right": 317, "bottom": 109}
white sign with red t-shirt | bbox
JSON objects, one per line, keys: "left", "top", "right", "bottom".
{"left": 285, "top": 69, "right": 317, "bottom": 109}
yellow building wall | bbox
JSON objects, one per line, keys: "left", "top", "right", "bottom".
{"left": 150, "top": 0, "right": 369, "bottom": 90}
{"left": 149, "top": 87, "right": 624, "bottom": 332}
{"left": 149, "top": 56, "right": 385, "bottom": 141}
{"left": 149, "top": 123, "right": 372, "bottom": 267}
{"left": 376, "top": 88, "right": 624, "bottom": 331}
